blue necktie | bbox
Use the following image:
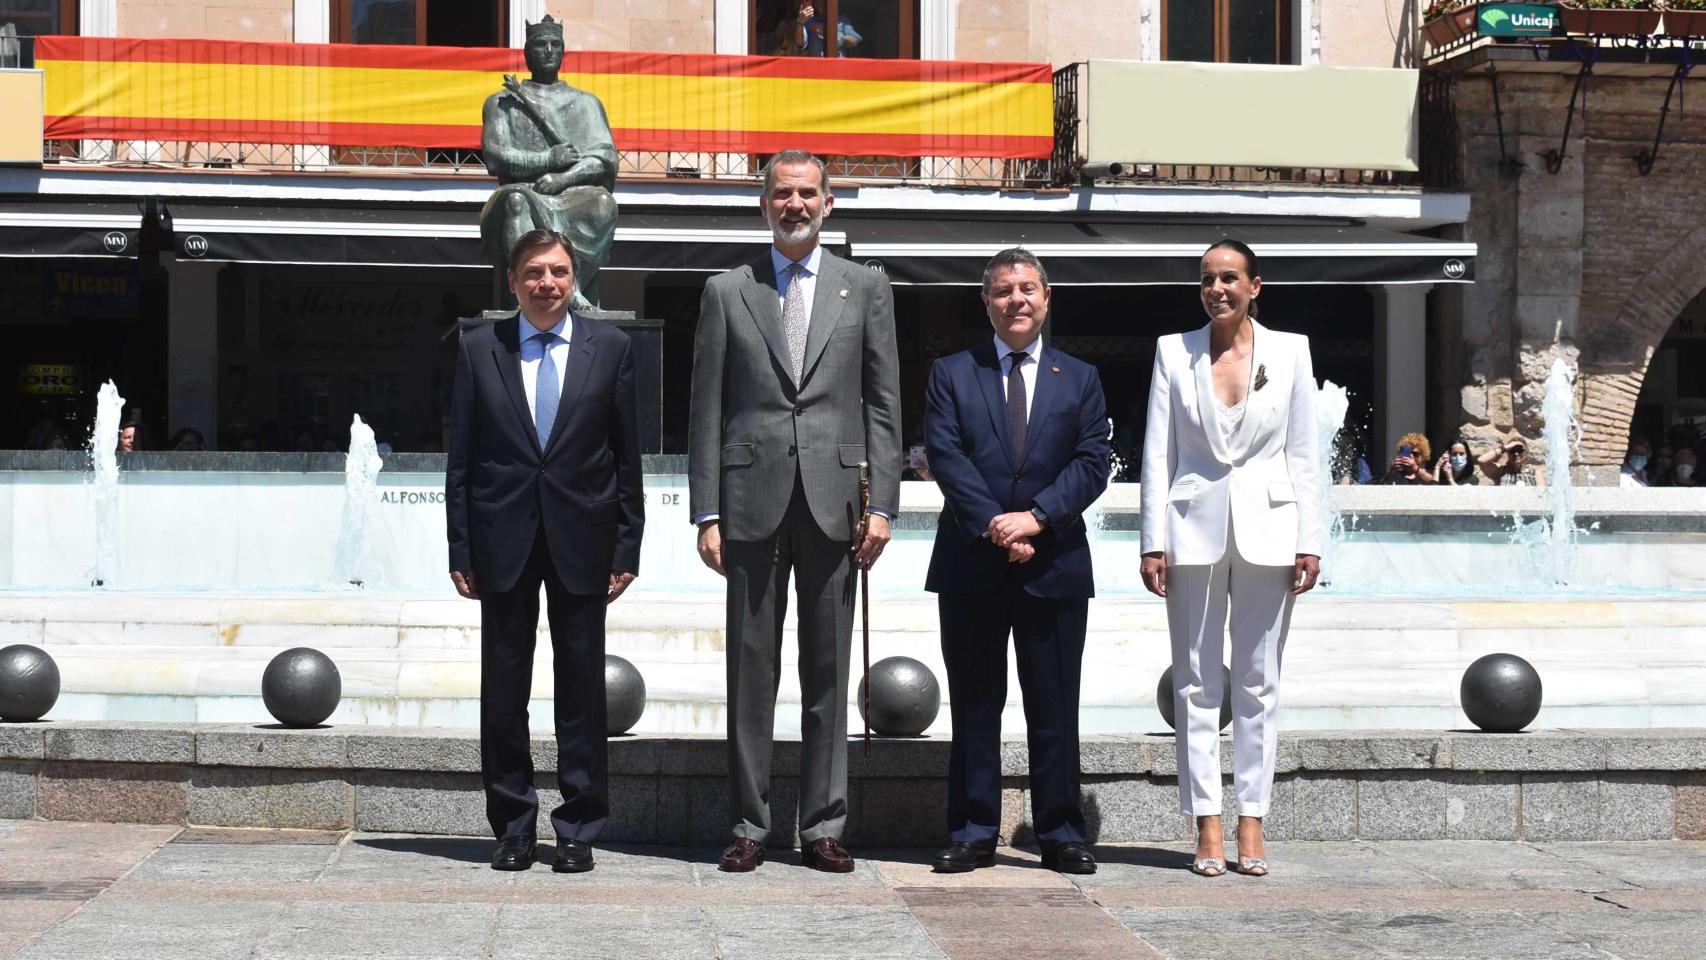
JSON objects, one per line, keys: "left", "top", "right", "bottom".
{"left": 532, "top": 331, "right": 559, "bottom": 448}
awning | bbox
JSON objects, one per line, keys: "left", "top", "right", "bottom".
{"left": 837, "top": 219, "right": 1475, "bottom": 285}
{"left": 0, "top": 201, "right": 143, "bottom": 259}
{"left": 161, "top": 203, "right": 846, "bottom": 271}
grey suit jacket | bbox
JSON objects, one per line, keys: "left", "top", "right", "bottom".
{"left": 689, "top": 248, "right": 901, "bottom": 543}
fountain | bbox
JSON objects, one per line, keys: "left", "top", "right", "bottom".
{"left": 1506, "top": 357, "right": 1583, "bottom": 585}
{"left": 330, "top": 414, "right": 384, "bottom": 589}
{"left": 1314, "top": 380, "right": 1352, "bottom": 573}
{"left": 88, "top": 380, "right": 124, "bottom": 587}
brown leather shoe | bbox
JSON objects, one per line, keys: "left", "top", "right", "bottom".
{"left": 801, "top": 837, "right": 855, "bottom": 873}
{"left": 718, "top": 837, "right": 765, "bottom": 873}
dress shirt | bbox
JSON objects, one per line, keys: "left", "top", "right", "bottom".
{"left": 518, "top": 312, "right": 570, "bottom": 420}
{"left": 994, "top": 334, "right": 1043, "bottom": 424}
{"left": 771, "top": 245, "right": 822, "bottom": 325}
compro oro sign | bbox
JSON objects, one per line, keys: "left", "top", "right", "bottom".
{"left": 1477, "top": 4, "right": 1559, "bottom": 36}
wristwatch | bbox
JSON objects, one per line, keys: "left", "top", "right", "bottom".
{"left": 1029, "top": 505, "right": 1050, "bottom": 529}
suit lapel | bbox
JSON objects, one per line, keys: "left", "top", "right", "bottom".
{"left": 973, "top": 342, "right": 1016, "bottom": 468}
{"left": 1019, "top": 345, "right": 1062, "bottom": 467}
{"left": 1189, "top": 324, "right": 1233, "bottom": 465}
{"left": 542, "top": 312, "right": 596, "bottom": 457}
{"left": 491, "top": 315, "right": 541, "bottom": 457}
{"left": 736, "top": 259, "right": 794, "bottom": 389}
{"left": 800, "top": 253, "right": 849, "bottom": 383}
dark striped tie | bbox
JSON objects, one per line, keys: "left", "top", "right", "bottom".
{"left": 1007, "top": 351, "right": 1027, "bottom": 467}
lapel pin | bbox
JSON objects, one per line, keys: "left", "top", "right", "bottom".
{"left": 839, "top": 289, "right": 849, "bottom": 298}
{"left": 1253, "top": 364, "right": 1268, "bottom": 391}
{"left": 1051, "top": 366, "right": 1061, "bottom": 374}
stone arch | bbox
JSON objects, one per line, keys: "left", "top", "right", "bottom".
{"left": 1574, "top": 224, "right": 1706, "bottom": 468}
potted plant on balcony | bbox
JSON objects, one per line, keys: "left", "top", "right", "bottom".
{"left": 1558, "top": 0, "right": 1664, "bottom": 36}
{"left": 1664, "top": 0, "right": 1706, "bottom": 35}
{"left": 1424, "top": 0, "right": 1479, "bottom": 47}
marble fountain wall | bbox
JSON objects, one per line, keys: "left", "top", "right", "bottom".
{"left": 2, "top": 459, "right": 1704, "bottom": 734}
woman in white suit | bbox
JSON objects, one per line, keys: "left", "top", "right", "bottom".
{"left": 1139, "top": 240, "right": 1323, "bottom": 877}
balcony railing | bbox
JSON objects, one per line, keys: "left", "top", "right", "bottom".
{"left": 32, "top": 36, "right": 1057, "bottom": 188}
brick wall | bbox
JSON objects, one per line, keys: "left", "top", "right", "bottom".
{"left": 1443, "top": 70, "right": 1706, "bottom": 476}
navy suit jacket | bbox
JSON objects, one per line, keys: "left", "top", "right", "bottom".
{"left": 923, "top": 340, "right": 1110, "bottom": 599}
{"left": 445, "top": 311, "right": 644, "bottom": 596}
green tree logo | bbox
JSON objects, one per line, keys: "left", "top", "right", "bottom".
{"left": 1481, "top": 8, "right": 1512, "bottom": 29}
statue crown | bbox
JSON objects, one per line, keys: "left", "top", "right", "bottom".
{"left": 526, "top": 15, "right": 563, "bottom": 40}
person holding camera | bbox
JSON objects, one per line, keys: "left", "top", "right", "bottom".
{"left": 1381, "top": 432, "right": 1434, "bottom": 485}
{"left": 1434, "top": 437, "right": 1478, "bottom": 486}
{"left": 1477, "top": 438, "right": 1532, "bottom": 485}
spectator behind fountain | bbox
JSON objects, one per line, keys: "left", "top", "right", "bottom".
{"left": 118, "top": 420, "right": 149, "bottom": 453}
{"left": 1434, "top": 437, "right": 1479, "bottom": 486}
{"left": 23, "top": 417, "right": 68, "bottom": 450}
{"left": 1619, "top": 437, "right": 1651, "bottom": 488}
{"left": 1671, "top": 447, "right": 1699, "bottom": 487}
{"left": 168, "top": 428, "right": 207, "bottom": 451}
{"left": 1477, "top": 438, "right": 1533, "bottom": 486}
{"left": 1381, "top": 432, "right": 1434, "bottom": 485}
{"left": 1649, "top": 443, "right": 1674, "bottom": 487}
{"left": 1331, "top": 426, "right": 1373, "bottom": 486}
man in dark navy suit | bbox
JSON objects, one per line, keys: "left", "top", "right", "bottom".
{"left": 923, "top": 247, "right": 1109, "bottom": 875}
{"left": 446, "top": 228, "right": 644, "bottom": 873}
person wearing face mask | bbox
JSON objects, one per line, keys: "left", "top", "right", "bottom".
{"left": 1140, "top": 239, "right": 1324, "bottom": 878}
{"left": 1620, "top": 437, "right": 1652, "bottom": 488}
{"left": 1434, "top": 438, "right": 1479, "bottom": 486}
{"left": 1672, "top": 447, "right": 1699, "bottom": 487}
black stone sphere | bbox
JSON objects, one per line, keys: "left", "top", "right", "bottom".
{"left": 604, "top": 654, "right": 647, "bottom": 735}
{"left": 857, "top": 656, "right": 941, "bottom": 737}
{"left": 1461, "top": 653, "right": 1542, "bottom": 733}
{"left": 261, "top": 647, "right": 342, "bottom": 727}
{"left": 1156, "top": 665, "right": 1233, "bottom": 732}
{"left": 0, "top": 644, "right": 60, "bottom": 722}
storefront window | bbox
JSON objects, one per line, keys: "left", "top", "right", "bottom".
{"left": 333, "top": 0, "right": 505, "bottom": 47}
{"left": 753, "top": 0, "right": 915, "bottom": 58}
{"left": 1164, "top": 0, "right": 1289, "bottom": 64}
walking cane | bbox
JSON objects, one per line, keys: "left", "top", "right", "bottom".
{"left": 856, "top": 461, "right": 872, "bottom": 756}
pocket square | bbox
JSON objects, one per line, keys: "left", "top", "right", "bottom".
{"left": 1253, "top": 364, "right": 1268, "bottom": 391}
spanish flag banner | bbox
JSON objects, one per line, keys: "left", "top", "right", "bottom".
{"left": 37, "top": 37, "right": 1054, "bottom": 159}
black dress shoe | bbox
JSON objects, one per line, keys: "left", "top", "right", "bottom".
{"left": 932, "top": 841, "right": 995, "bottom": 873}
{"left": 1042, "top": 841, "right": 1097, "bottom": 875}
{"left": 553, "top": 838, "right": 594, "bottom": 873}
{"left": 491, "top": 837, "right": 536, "bottom": 871}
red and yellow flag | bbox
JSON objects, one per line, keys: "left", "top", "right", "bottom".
{"left": 37, "top": 37, "right": 1053, "bottom": 159}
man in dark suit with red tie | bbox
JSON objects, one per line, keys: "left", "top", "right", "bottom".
{"left": 923, "top": 247, "right": 1109, "bottom": 874}
{"left": 445, "top": 228, "right": 645, "bottom": 873}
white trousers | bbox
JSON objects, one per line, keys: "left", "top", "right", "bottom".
{"left": 1165, "top": 528, "right": 1296, "bottom": 817}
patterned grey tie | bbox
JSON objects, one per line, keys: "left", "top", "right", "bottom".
{"left": 783, "top": 262, "right": 807, "bottom": 386}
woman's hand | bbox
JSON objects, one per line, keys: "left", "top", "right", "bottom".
{"left": 1291, "top": 554, "right": 1321, "bottom": 595}
{"left": 1141, "top": 551, "right": 1167, "bottom": 598}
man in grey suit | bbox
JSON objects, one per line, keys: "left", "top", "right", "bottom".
{"left": 689, "top": 149, "right": 901, "bottom": 873}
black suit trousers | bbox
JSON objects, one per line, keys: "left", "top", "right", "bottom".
{"left": 479, "top": 524, "right": 609, "bottom": 843}
{"left": 939, "top": 589, "right": 1087, "bottom": 849}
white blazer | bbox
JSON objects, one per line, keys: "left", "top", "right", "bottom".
{"left": 1139, "top": 319, "right": 1324, "bottom": 567}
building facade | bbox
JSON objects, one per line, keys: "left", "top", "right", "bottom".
{"left": 3, "top": 0, "right": 1481, "bottom": 479}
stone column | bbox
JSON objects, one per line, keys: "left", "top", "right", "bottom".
{"left": 167, "top": 261, "right": 222, "bottom": 447}
{"left": 1373, "top": 284, "right": 1430, "bottom": 463}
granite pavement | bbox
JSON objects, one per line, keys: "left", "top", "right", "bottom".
{"left": 1, "top": 819, "right": 1702, "bottom": 959}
